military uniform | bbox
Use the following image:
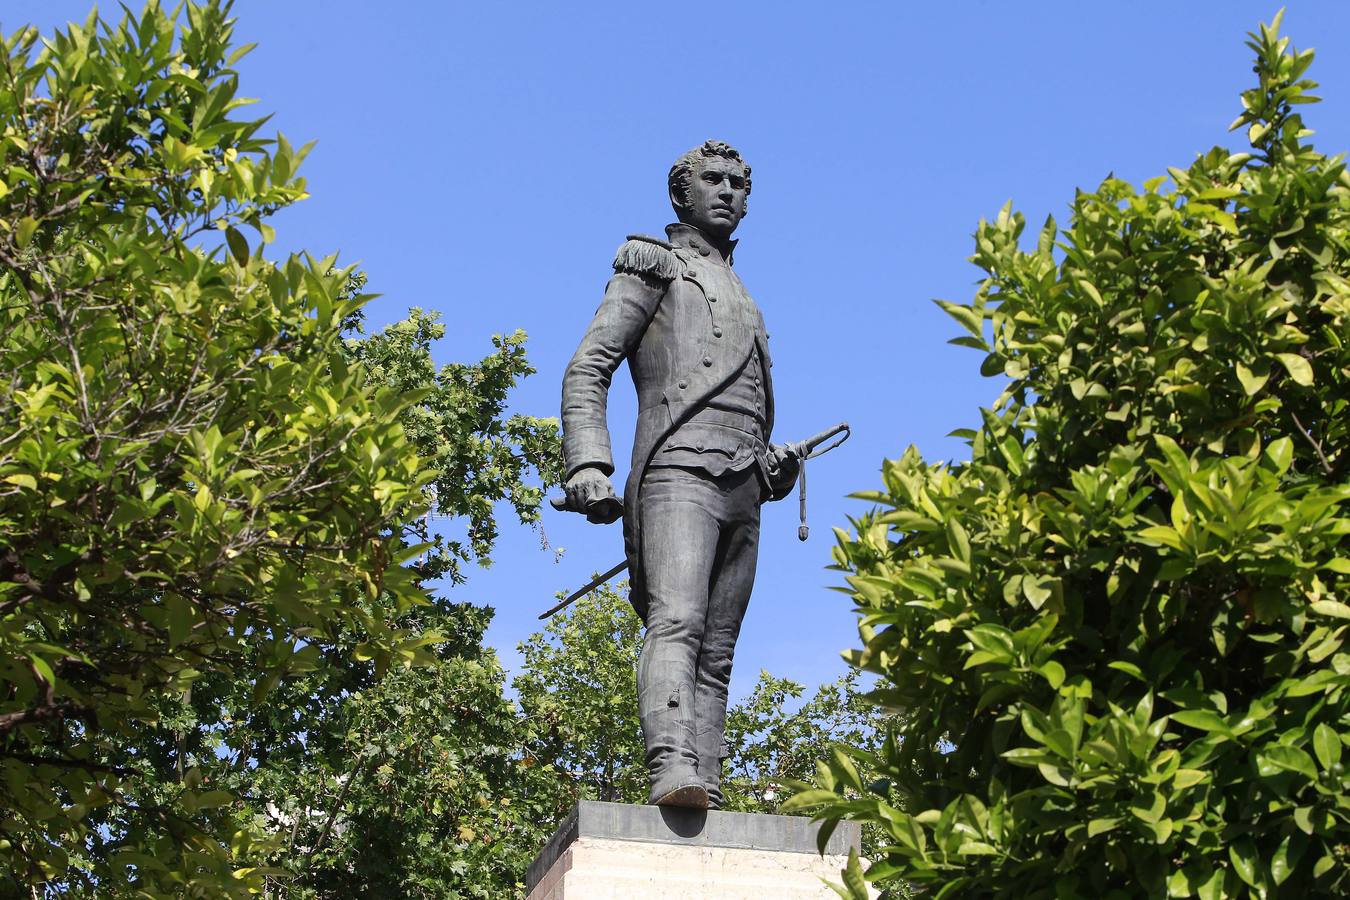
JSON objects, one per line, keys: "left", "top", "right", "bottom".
{"left": 562, "top": 222, "right": 795, "bottom": 806}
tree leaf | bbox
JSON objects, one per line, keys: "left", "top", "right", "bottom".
{"left": 1196, "top": 867, "right": 1227, "bottom": 900}
{"left": 15, "top": 215, "right": 38, "bottom": 248}
{"left": 1313, "top": 722, "right": 1341, "bottom": 771}
{"left": 1264, "top": 436, "right": 1294, "bottom": 474}
{"left": 946, "top": 517, "right": 972, "bottom": 566}
{"left": 1256, "top": 744, "right": 1318, "bottom": 780}
{"left": 1228, "top": 837, "right": 1261, "bottom": 889}
{"left": 1274, "top": 352, "right": 1313, "bottom": 386}
{"left": 841, "top": 849, "right": 868, "bottom": 899}
{"left": 1171, "top": 710, "right": 1232, "bottom": 735}
{"left": 1037, "top": 660, "right": 1065, "bottom": 689}
{"left": 225, "top": 225, "right": 249, "bottom": 266}
{"left": 1235, "top": 361, "right": 1269, "bottom": 395}
{"left": 1270, "top": 834, "right": 1300, "bottom": 886}
{"left": 1310, "top": 600, "right": 1350, "bottom": 619}
{"left": 936, "top": 300, "right": 985, "bottom": 341}
{"left": 1023, "top": 577, "right": 1053, "bottom": 609}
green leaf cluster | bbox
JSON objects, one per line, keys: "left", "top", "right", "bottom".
{"left": 343, "top": 309, "right": 561, "bottom": 587}
{"left": 515, "top": 583, "right": 648, "bottom": 804}
{"left": 726, "top": 670, "right": 882, "bottom": 816}
{"left": 801, "top": 14, "right": 1350, "bottom": 899}
{"left": 233, "top": 603, "right": 569, "bottom": 900}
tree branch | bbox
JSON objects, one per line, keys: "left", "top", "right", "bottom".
{"left": 1291, "top": 411, "right": 1334, "bottom": 476}
{"left": 0, "top": 751, "right": 130, "bottom": 777}
{"left": 305, "top": 752, "right": 378, "bottom": 864}
{"left": 0, "top": 700, "right": 93, "bottom": 735}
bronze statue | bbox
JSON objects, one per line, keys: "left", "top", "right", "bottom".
{"left": 559, "top": 141, "right": 801, "bottom": 809}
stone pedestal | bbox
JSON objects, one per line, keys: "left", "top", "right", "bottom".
{"left": 525, "top": 800, "right": 867, "bottom": 899}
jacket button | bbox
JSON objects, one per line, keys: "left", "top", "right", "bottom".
{"left": 713, "top": 328, "right": 723, "bottom": 338}
{"left": 696, "top": 442, "right": 704, "bottom": 451}
{"left": 703, "top": 356, "right": 712, "bottom": 367}
{"left": 708, "top": 295, "right": 717, "bottom": 302}
{"left": 678, "top": 380, "right": 688, "bottom": 389}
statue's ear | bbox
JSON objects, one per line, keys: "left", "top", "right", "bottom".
{"left": 668, "top": 181, "right": 686, "bottom": 215}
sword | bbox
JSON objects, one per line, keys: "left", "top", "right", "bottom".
{"left": 539, "top": 422, "right": 850, "bottom": 619}
{"left": 536, "top": 559, "right": 630, "bottom": 620}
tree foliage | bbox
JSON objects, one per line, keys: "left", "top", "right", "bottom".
{"left": 343, "top": 308, "right": 561, "bottom": 587}
{"left": 239, "top": 602, "right": 567, "bottom": 900}
{"left": 515, "top": 583, "right": 646, "bottom": 804}
{"left": 230, "top": 308, "right": 562, "bottom": 899}
{"left": 0, "top": 3, "right": 559, "bottom": 895}
{"left": 724, "top": 670, "right": 881, "bottom": 816}
{"left": 799, "top": 15, "right": 1350, "bottom": 899}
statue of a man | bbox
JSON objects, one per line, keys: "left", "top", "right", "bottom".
{"left": 560, "top": 140, "right": 799, "bottom": 809}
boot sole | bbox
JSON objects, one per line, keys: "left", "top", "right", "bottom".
{"left": 653, "top": 784, "right": 709, "bottom": 809}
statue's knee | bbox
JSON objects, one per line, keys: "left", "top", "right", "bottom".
{"left": 645, "top": 615, "right": 705, "bottom": 649}
{"left": 644, "top": 597, "right": 706, "bottom": 642}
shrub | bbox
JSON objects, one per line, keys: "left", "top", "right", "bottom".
{"left": 794, "top": 14, "right": 1350, "bottom": 898}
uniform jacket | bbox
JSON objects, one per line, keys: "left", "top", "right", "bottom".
{"left": 561, "top": 222, "right": 788, "bottom": 618}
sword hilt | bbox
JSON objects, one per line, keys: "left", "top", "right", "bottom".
{"left": 793, "top": 421, "right": 851, "bottom": 460}
{"left": 789, "top": 422, "right": 849, "bottom": 541}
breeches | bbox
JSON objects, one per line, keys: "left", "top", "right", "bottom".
{"left": 635, "top": 464, "right": 761, "bottom": 806}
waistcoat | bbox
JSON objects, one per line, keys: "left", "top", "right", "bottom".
{"left": 652, "top": 224, "right": 770, "bottom": 483}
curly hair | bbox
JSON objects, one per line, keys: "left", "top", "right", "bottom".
{"left": 667, "top": 140, "right": 752, "bottom": 209}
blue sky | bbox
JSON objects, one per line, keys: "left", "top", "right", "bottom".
{"left": 10, "top": 1, "right": 1350, "bottom": 700}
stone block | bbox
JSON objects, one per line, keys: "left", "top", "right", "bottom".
{"left": 526, "top": 801, "right": 872, "bottom": 899}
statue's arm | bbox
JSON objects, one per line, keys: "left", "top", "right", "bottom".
{"left": 561, "top": 238, "right": 678, "bottom": 480}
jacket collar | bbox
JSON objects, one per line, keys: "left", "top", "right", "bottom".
{"left": 666, "top": 222, "right": 737, "bottom": 266}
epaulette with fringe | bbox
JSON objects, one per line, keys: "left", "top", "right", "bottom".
{"left": 612, "top": 234, "right": 680, "bottom": 282}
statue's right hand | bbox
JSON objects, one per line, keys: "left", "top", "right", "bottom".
{"left": 563, "top": 467, "right": 621, "bottom": 524}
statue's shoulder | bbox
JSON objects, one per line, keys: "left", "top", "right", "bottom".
{"left": 612, "top": 234, "right": 682, "bottom": 282}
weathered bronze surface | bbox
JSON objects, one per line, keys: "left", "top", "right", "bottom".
{"left": 559, "top": 141, "right": 800, "bottom": 809}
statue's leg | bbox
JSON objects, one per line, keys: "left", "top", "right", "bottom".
{"left": 694, "top": 467, "right": 762, "bottom": 810}
{"left": 637, "top": 466, "right": 719, "bottom": 807}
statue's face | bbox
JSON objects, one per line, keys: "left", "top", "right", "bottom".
{"left": 678, "top": 156, "right": 748, "bottom": 238}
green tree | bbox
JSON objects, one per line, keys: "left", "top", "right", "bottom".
{"left": 723, "top": 670, "right": 882, "bottom": 816}
{"left": 515, "top": 583, "right": 646, "bottom": 804}
{"left": 0, "top": 3, "right": 560, "bottom": 896}
{"left": 241, "top": 603, "right": 566, "bottom": 900}
{"left": 795, "top": 14, "right": 1350, "bottom": 898}
{"left": 729, "top": 670, "right": 915, "bottom": 899}
{"left": 341, "top": 307, "right": 561, "bottom": 589}
{"left": 227, "top": 308, "right": 561, "bottom": 900}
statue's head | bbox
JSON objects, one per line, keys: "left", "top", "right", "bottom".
{"left": 668, "top": 140, "right": 751, "bottom": 240}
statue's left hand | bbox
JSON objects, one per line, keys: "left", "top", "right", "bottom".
{"left": 766, "top": 443, "right": 801, "bottom": 498}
